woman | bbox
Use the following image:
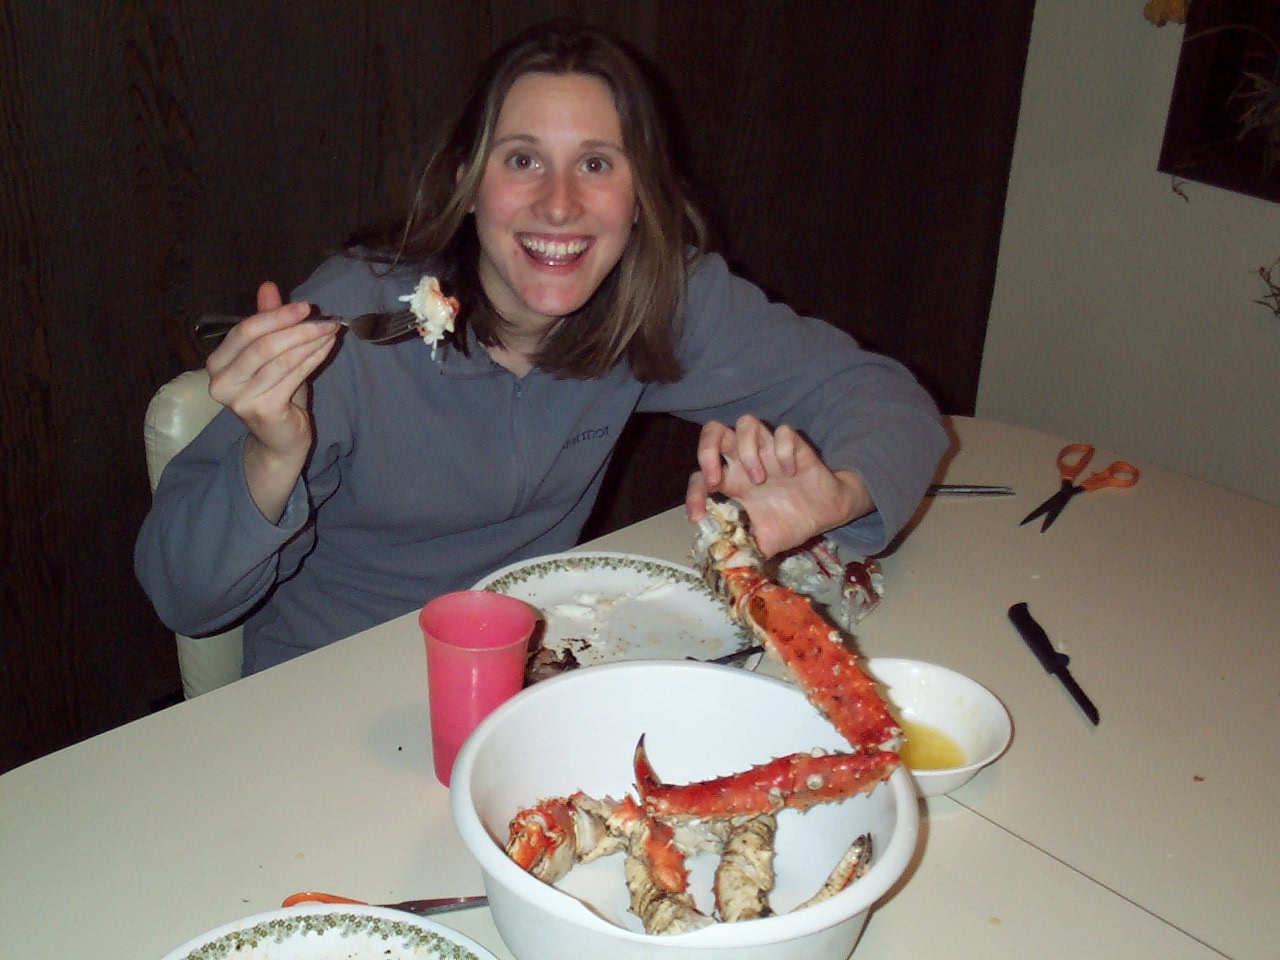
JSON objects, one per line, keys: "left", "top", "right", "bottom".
{"left": 136, "top": 20, "right": 947, "bottom": 674}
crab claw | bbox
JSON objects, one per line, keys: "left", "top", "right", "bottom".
{"left": 506, "top": 797, "right": 578, "bottom": 883}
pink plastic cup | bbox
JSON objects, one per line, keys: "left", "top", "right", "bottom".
{"left": 420, "top": 590, "right": 536, "bottom": 786}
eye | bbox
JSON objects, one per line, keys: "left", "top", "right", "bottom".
{"left": 581, "top": 155, "right": 612, "bottom": 174}
{"left": 504, "top": 152, "right": 539, "bottom": 172}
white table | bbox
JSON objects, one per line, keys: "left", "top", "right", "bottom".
{"left": 2, "top": 417, "right": 1273, "bottom": 959}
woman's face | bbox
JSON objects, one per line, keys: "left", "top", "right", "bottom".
{"left": 473, "top": 71, "right": 637, "bottom": 339}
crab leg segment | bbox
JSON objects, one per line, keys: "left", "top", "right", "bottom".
{"left": 506, "top": 797, "right": 577, "bottom": 882}
{"left": 740, "top": 581, "right": 900, "bottom": 750}
{"left": 624, "top": 817, "right": 715, "bottom": 934}
{"left": 693, "top": 496, "right": 900, "bottom": 752}
{"left": 714, "top": 814, "right": 777, "bottom": 922}
{"left": 796, "top": 832, "right": 874, "bottom": 910}
{"left": 506, "top": 791, "right": 641, "bottom": 883}
{"left": 634, "top": 735, "right": 898, "bottom": 820}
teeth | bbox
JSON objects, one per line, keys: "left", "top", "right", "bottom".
{"left": 521, "top": 237, "right": 589, "bottom": 259}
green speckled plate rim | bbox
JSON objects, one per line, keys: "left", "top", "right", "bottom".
{"left": 475, "top": 551, "right": 754, "bottom": 650}
{"left": 172, "top": 908, "right": 490, "bottom": 960}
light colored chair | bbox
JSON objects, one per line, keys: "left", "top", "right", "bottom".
{"left": 144, "top": 368, "right": 244, "bottom": 698}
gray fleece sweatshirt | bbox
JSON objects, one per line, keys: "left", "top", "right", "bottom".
{"left": 135, "top": 252, "right": 946, "bottom": 673}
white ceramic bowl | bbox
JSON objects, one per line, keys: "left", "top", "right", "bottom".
{"left": 867, "top": 658, "right": 1012, "bottom": 797}
{"left": 452, "top": 661, "right": 918, "bottom": 960}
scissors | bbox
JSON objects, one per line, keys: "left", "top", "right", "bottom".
{"left": 1020, "top": 443, "right": 1139, "bottom": 532}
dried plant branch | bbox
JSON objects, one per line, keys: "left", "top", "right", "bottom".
{"left": 1255, "top": 257, "right": 1280, "bottom": 317}
{"left": 1231, "top": 63, "right": 1280, "bottom": 176}
{"left": 1178, "top": 22, "right": 1280, "bottom": 180}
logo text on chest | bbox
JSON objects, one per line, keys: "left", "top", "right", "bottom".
{"left": 562, "top": 426, "right": 611, "bottom": 450}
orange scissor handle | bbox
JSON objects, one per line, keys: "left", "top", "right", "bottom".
{"left": 1079, "top": 460, "right": 1139, "bottom": 491}
{"left": 1055, "top": 443, "right": 1096, "bottom": 483}
{"left": 282, "top": 891, "right": 367, "bottom": 907}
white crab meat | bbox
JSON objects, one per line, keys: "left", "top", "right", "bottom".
{"left": 398, "top": 275, "right": 458, "bottom": 359}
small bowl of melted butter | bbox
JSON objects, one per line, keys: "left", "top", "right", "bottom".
{"left": 867, "top": 658, "right": 1012, "bottom": 798}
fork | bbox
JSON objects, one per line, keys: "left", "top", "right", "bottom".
{"left": 193, "top": 305, "right": 422, "bottom": 352}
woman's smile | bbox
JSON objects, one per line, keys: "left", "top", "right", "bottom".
{"left": 517, "top": 234, "right": 593, "bottom": 264}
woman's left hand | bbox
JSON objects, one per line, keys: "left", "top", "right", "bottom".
{"left": 685, "top": 415, "right": 873, "bottom": 557}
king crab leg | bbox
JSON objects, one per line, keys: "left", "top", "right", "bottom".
{"left": 634, "top": 735, "right": 898, "bottom": 820}
{"left": 795, "top": 832, "right": 874, "bottom": 910}
{"left": 692, "top": 495, "right": 901, "bottom": 753}
{"left": 713, "top": 813, "right": 777, "bottom": 922}
{"left": 624, "top": 817, "right": 716, "bottom": 934}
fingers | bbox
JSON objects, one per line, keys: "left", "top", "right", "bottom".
{"left": 685, "top": 416, "right": 849, "bottom": 557}
{"left": 208, "top": 322, "right": 337, "bottom": 418}
{"left": 204, "top": 281, "right": 340, "bottom": 458}
{"left": 695, "top": 421, "right": 732, "bottom": 488}
{"left": 685, "top": 470, "right": 709, "bottom": 522}
{"left": 207, "top": 283, "right": 338, "bottom": 396}
{"left": 699, "top": 417, "right": 807, "bottom": 490}
{"left": 256, "top": 280, "right": 284, "bottom": 313}
{"left": 772, "top": 424, "right": 802, "bottom": 476}
{"left": 208, "top": 301, "right": 324, "bottom": 374}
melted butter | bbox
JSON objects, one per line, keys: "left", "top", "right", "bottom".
{"left": 899, "top": 719, "right": 966, "bottom": 771}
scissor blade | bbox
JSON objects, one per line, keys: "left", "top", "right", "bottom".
{"left": 1020, "top": 495, "right": 1058, "bottom": 526}
{"left": 1038, "top": 487, "right": 1082, "bottom": 532}
{"left": 1020, "top": 480, "right": 1072, "bottom": 527}
{"left": 1020, "top": 503, "right": 1049, "bottom": 526}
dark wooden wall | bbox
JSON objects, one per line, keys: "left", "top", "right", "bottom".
{"left": 0, "top": 1, "right": 1033, "bottom": 774}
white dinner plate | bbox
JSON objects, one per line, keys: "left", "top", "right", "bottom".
{"left": 160, "top": 903, "right": 498, "bottom": 960}
{"left": 473, "top": 551, "right": 755, "bottom": 670}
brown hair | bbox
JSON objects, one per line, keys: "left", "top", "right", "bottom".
{"left": 352, "top": 18, "right": 707, "bottom": 381}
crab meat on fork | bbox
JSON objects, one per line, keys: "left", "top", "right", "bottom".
{"left": 399, "top": 274, "right": 460, "bottom": 359}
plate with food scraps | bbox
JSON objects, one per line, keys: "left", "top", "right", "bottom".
{"left": 472, "top": 551, "right": 757, "bottom": 682}
{"left": 159, "top": 903, "right": 498, "bottom": 960}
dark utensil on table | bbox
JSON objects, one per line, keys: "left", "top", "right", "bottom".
{"left": 927, "top": 484, "right": 1015, "bottom": 497}
{"left": 193, "top": 306, "right": 422, "bottom": 352}
{"left": 690, "top": 644, "right": 764, "bottom": 666}
{"left": 1007, "top": 602, "right": 1100, "bottom": 725}
{"left": 1020, "top": 443, "right": 1138, "bottom": 532}
{"left": 282, "top": 890, "right": 488, "bottom": 917}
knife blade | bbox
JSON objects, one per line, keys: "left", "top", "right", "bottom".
{"left": 1007, "top": 602, "right": 1100, "bottom": 725}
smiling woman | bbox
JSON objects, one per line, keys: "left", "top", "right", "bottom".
{"left": 2, "top": 2, "right": 1035, "bottom": 774}
{"left": 367, "top": 19, "right": 707, "bottom": 383}
{"left": 132, "top": 18, "right": 946, "bottom": 681}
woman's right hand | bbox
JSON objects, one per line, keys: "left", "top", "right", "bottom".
{"left": 206, "top": 281, "right": 339, "bottom": 522}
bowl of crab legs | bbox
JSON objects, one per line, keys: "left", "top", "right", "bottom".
{"left": 451, "top": 498, "right": 920, "bottom": 960}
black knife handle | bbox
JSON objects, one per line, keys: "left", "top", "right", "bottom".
{"left": 1008, "top": 602, "right": 1070, "bottom": 674}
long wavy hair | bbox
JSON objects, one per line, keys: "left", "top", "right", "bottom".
{"left": 352, "top": 19, "right": 708, "bottom": 382}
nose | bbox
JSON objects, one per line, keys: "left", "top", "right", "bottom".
{"left": 533, "top": 168, "right": 582, "bottom": 225}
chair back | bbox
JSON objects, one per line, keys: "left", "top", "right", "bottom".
{"left": 144, "top": 369, "right": 244, "bottom": 698}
